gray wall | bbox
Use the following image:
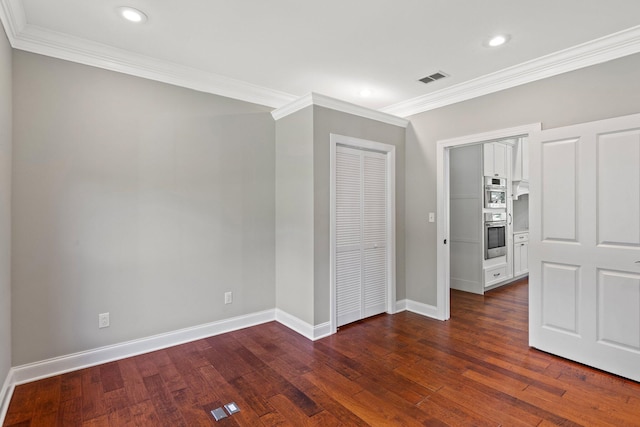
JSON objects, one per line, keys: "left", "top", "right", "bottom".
{"left": 312, "top": 106, "right": 406, "bottom": 324}
{"left": 405, "top": 52, "right": 640, "bottom": 306}
{"left": 12, "top": 51, "right": 276, "bottom": 365}
{"left": 274, "top": 105, "right": 406, "bottom": 327}
{"left": 0, "top": 21, "right": 12, "bottom": 387}
{"left": 275, "top": 107, "right": 315, "bottom": 324}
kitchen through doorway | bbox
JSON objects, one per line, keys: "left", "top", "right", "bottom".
{"left": 435, "top": 123, "right": 541, "bottom": 320}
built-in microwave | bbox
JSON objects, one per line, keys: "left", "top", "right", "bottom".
{"left": 484, "top": 177, "right": 507, "bottom": 209}
{"left": 485, "top": 212, "right": 507, "bottom": 260}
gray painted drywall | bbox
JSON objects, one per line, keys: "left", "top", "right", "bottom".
{"left": 312, "top": 106, "right": 406, "bottom": 325}
{"left": 405, "top": 52, "right": 640, "bottom": 306}
{"left": 275, "top": 107, "right": 315, "bottom": 325}
{"left": 12, "top": 51, "right": 276, "bottom": 365}
{"left": 0, "top": 21, "right": 12, "bottom": 387}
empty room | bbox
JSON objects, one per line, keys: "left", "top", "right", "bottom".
{"left": 1, "top": 1, "right": 640, "bottom": 425}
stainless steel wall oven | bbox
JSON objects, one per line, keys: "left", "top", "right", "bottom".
{"left": 485, "top": 212, "right": 507, "bottom": 259}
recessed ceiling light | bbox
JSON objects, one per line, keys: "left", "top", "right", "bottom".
{"left": 359, "top": 88, "right": 373, "bottom": 98}
{"left": 487, "top": 34, "right": 510, "bottom": 47}
{"left": 117, "top": 6, "right": 148, "bottom": 23}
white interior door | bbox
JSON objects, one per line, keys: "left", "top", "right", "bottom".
{"left": 336, "top": 146, "right": 387, "bottom": 327}
{"left": 529, "top": 113, "right": 640, "bottom": 382}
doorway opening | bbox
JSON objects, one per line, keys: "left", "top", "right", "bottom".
{"left": 435, "top": 123, "right": 541, "bottom": 320}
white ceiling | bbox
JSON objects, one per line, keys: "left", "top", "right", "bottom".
{"left": 2, "top": 0, "right": 640, "bottom": 116}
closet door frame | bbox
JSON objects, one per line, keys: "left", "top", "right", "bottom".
{"left": 330, "top": 133, "right": 396, "bottom": 335}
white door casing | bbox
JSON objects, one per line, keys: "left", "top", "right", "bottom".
{"left": 529, "top": 112, "right": 640, "bottom": 382}
{"left": 330, "top": 134, "right": 396, "bottom": 334}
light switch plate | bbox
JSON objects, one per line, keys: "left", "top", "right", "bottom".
{"left": 211, "top": 407, "right": 227, "bottom": 421}
{"left": 224, "top": 402, "right": 240, "bottom": 414}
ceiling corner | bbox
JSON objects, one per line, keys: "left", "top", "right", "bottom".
{"left": 0, "top": 0, "right": 27, "bottom": 43}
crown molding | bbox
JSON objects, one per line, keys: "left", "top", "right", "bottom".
{"left": 0, "top": 0, "right": 24, "bottom": 41}
{"left": 272, "top": 93, "right": 409, "bottom": 128}
{"left": 0, "top": 1, "right": 297, "bottom": 109}
{"left": 381, "top": 24, "right": 640, "bottom": 118}
{"left": 3, "top": 0, "right": 640, "bottom": 117}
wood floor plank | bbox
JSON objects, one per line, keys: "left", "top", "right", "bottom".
{"left": 6, "top": 279, "right": 640, "bottom": 426}
{"left": 80, "top": 367, "right": 107, "bottom": 422}
{"left": 56, "top": 397, "right": 82, "bottom": 427}
{"left": 141, "top": 373, "right": 187, "bottom": 427}
{"left": 99, "top": 362, "right": 124, "bottom": 393}
{"left": 117, "top": 357, "right": 150, "bottom": 406}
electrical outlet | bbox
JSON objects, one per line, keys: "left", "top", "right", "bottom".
{"left": 224, "top": 292, "right": 232, "bottom": 304}
{"left": 98, "top": 312, "right": 110, "bottom": 329}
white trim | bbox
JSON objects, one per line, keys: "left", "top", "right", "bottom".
{"left": 330, "top": 134, "right": 397, "bottom": 335}
{"left": 436, "top": 123, "right": 541, "bottom": 321}
{"left": 9, "top": 309, "right": 276, "bottom": 386}
{"left": 394, "top": 299, "right": 439, "bottom": 319}
{"left": 0, "top": 306, "right": 338, "bottom": 424}
{"left": 0, "top": 369, "right": 15, "bottom": 426}
{"left": 405, "top": 300, "right": 440, "bottom": 319}
{"left": 2, "top": 1, "right": 640, "bottom": 116}
{"left": 272, "top": 93, "right": 409, "bottom": 128}
{"left": 0, "top": 0, "right": 25, "bottom": 41}
{"left": 0, "top": 0, "right": 296, "bottom": 109}
{"left": 382, "top": 25, "right": 640, "bottom": 117}
{"left": 275, "top": 309, "right": 331, "bottom": 341}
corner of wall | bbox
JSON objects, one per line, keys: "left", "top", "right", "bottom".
{"left": 0, "top": 15, "right": 13, "bottom": 427}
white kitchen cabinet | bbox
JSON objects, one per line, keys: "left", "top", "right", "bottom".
{"left": 483, "top": 142, "right": 507, "bottom": 178}
{"left": 513, "top": 232, "right": 529, "bottom": 277}
{"left": 512, "top": 137, "right": 529, "bottom": 182}
{"left": 484, "top": 263, "right": 508, "bottom": 287}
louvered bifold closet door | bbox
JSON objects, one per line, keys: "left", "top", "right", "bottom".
{"left": 336, "top": 146, "right": 387, "bottom": 327}
{"left": 363, "top": 153, "right": 387, "bottom": 318}
{"left": 336, "top": 147, "right": 363, "bottom": 327}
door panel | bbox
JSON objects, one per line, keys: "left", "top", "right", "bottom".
{"left": 597, "top": 130, "right": 640, "bottom": 247}
{"left": 336, "top": 148, "right": 363, "bottom": 326}
{"left": 336, "top": 250, "right": 362, "bottom": 326}
{"left": 530, "top": 113, "right": 640, "bottom": 382}
{"left": 541, "top": 262, "right": 580, "bottom": 334}
{"left": 541, "top": 138, "right": 579, "bottom": 242}
{"left": 335, "top": 146, "right": 387, "bottom": 327}
{"left": 363, "top": 154, "right": 387, "bottom": 318}
{"left": 597, "top": 270, "right": 640, "bottom": 350}
{"left": 364, "top": 246, "right": 387, "bottom": 317}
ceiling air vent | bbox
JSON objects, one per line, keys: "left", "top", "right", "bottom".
{"left": 419, "top": 71, "right": 449, "bottom": 84}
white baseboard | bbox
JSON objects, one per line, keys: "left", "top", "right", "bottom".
{"left": 396, "top": 299, "right": 440, "bottom": 320}
{"left": 0, "top": 301, "right": 442, "bottom": 424}
{"left": 0, "top": 369, "right": 15, "bottom": 426}
{"left": 275, "top": 309, "right": 331, "bottom": 340}
{"left": 10, "top": 309, "right": 276, "bottom": 387}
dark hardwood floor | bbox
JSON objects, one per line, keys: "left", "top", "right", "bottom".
{"left": 5, "top": 279, "right": 640, "bottom": 426}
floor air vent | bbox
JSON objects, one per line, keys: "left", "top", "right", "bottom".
{"left": 419, "top": 71, "right": 449, "bottom": 84}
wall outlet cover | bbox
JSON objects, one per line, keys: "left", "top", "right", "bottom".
{"left": 98, "top": 312, "right": 110, "bottom": 329}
